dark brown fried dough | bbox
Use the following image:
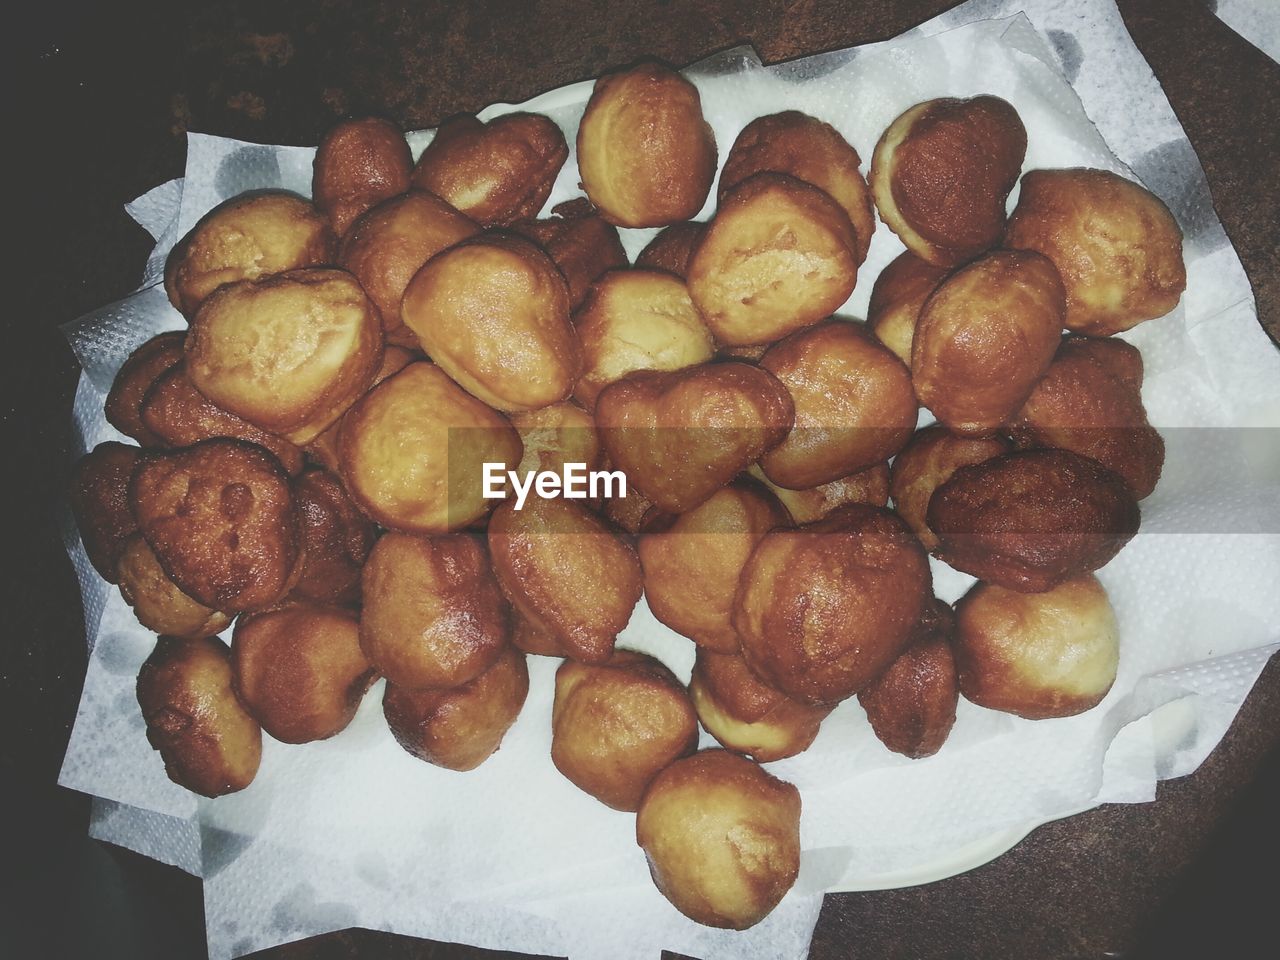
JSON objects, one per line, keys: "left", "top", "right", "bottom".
{"left": 105, "top": 332, "right": 186, "bottom": 446}
{"left": 867, "top": 251, "right": 950, "bottom": 367}
{"left": 289, "top": 468, "right": 378, "bottom": 606}
{"left": 313, "top": 117, "right": 413, "bottom": 237}
{"left": 635, "top": 221, "right": 705, "bottom": 279}
{"left": 509, "top": 209, "right": 628, "bottom": 308}
{"left": 69, "top": 441, "right": 142, "bottom": 583}
{"left": 117, "top": 534, "right": 232, "bottom": 637}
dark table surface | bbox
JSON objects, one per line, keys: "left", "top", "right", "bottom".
{"left": 6, "top": 1, "right": 1279, "bottom": 958}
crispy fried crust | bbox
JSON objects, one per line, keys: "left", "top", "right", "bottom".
{"left": 289, "top": 468, "right": 378, "bottom": 606}
{"left": 69, "top": 441, "right": 142, "bottom": 583}
{"left": 117, "top": 534, "right": 231, "bottom": 638}
{"left": 871, "top": 96, "right": 1025, "bottom": 266}
{"left": 595, "top": 362, "right": 795, "bottom": 514}
{"left": 360, "top": 531, "right": 510, "bottom": 689}
{"left": 411, "top": 112, "right": 568, "bottom": 226}
{"left": 313, "top": 117, "right": 413, "bottom": 237}
{"left": 105, "top": 332, "right": 187, "bottom": 446}
{"left": 636, "top": 749, "right": 800, "bottom": 930}
{"left": 759, "top": 320, "right": 917, "bottom": 488}
{"left": 552, "top": 651, "right": 698, "bottom": 811}
{"left": 305, "top": 344, "right": 418, "bottom": 473}
{"left": 384, "top": 644, "right": 530, "bottom": 770}
{"left": 136, "top": 635, "right": 262, "bottom": 797}
{"left": 636, "top": 221, "right": 706, "bottom": 279}
{"left": 954, "top": 575, "right": 1119, "bottom": 718}
{"left": 1004, "top": 168, "right": 1186, "bottom": 335}
{"left": 509, "top": 208, "right": 628, "bottom": 308}
{"left": 129, "top": 438, "right": 301, "bottom": 612}
{"left": 733, "top": 503, "right": 931, "bottom": 704}
{"left": 577, "top": 60, "right": 717, "bottom": 227}
{"left": 928, "top": 448, "right": 1141, "bottom": 592}
{"left": 748, "top": 461, "right": 890, "bottom": 525}
{"left": 867, "top": 251, "right": 950, "bottom": 367}
{"left": 508, "top": 401, "right": 602, "bottom": 479}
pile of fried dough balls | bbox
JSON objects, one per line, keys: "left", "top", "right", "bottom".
{"left": 71, "top": 60, "right": 1182, "bottom": 930}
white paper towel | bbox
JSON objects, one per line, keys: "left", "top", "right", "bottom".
{"left": 61, "top": 1, "right": 1280, "bottom": 957}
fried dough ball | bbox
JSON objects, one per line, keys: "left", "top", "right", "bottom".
{"left": 509, "top": 206, "right": 628, "bottom": 308}
{"left": 69, "top": 441, "right": 141, "bottom": 583}
{"left": 231, "top": 603, "right": 375, "bottom": 743}
{"left": 1004, "top": 168, "right": 1186, "bottom": 336}
{"left": 140, "top": 364, "right": 305, "bottom": 475}
{"left": 636, "top": 749, "right": 801, "bottom": 929}
{"left": 888, "top": 425, "right": 1012, "bottom": 551}
{"left": 718, "top": 343, "right": 769, "bottom": 362}
{"left": 595, "top": 363, "right": 794, "bottom": 514}
{"left": 305, "top": 344, "right": 419, "bottom": 473}
{"left": 636, "top": 221, "right": 705, "bottom": 279}
{"left": 572, "top": 269, "right": 715, "bottom": 410}
{"left": 510, "top": 609, "right": 568, "bottom": 658}
{"left": 130, "top": 438, "right": 301, "bottom": 613}
{"left": 638, "top": 480, "right": 789, "bottom": 653}
{"left": 411, "top": 112, "right": 568, "bottom": 226}
{"left": 401, "top": 233, "right": 580, "bottom": 412}
{"left": 289, "top": 468, "right": 378, "bottom": 606}
{"left": 928, "top": 449, "right": 1141, "bottom": 593}
{"left": 748, "top": 462, "right": 890, "bottom": 525}
{"left": 870, "top": 96, "right": 1026, "bottom": 267}
{"left": 689, "top": 649, "right": 832, "bottom": 762}
{"left": 688, "top": 173, "right": 859, "bottom": 346}
{"left": 954, "top": 575, "right": 1119, "bottom": 718}
{"left": 186, "top": 268, "right": 384, "bottom": 444}
{"left": 759, "top": 320, "right": 917, "bottom": 489}
{"left": 384, "top": 645, "right": 530, "bottom": 770}
{"left": 337, "top": 363, "right": 522, "bottom": 533}
{"left": 720, "top": 111, "right": 876, "bottom": 265}
{"left": 734, "top": 503, "right": 930, "bottom": 704}
{"left": 117, "top": 535, "right": 232, "bottom": 638}
{"left": 487, "top": 497, "right": 642, "bottom": 664}
{"left": 165, "top": 192, "right": 335, "bottom": 318}
{"left": 1009, "top": 336, "right": 1164, "bottom": 499}
{"left": 600, "top": 459, "right": 657, "bottom": 535}
{"left": 867, "top": 251, "right": 950, "bottom": 367}
{"left": 312, "top": 117, "right": 413, "bottom": 237}
{"left": 136, "top": 635, "right": 262, "bottom": 797}
{"left": 508, "top": 401, "right": 602, "bottom": 478}
{"left": 859, "top": 600, "right": 958, "bottom": 758}
{"left": 551, "top": 651, "right": 698, "bottom": 811}
{"left": 912, "top": 249, "right": 1065, "bottom": 436}
{"left": 339, "top": 190, "right": 480, "bottom": 335}
{"left": 105, "top": 332, "right": 186, "bottom": 446}
{"left": 577, "top": 59, "right": 717, "bottom": 228}
{"left": 360, "top": 531, "right": 510, "bottom": 689}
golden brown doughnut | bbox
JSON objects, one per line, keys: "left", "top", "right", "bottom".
{"left": 509, "top": 206, "right": 629, "bottom": 308}
{"left": 1004, "top": 168, "right": 1186, "bottom": 336}
{"left": 337, "top": 362, "right": 522, "bottom": 533}
{"left": 400, "top": 232, "right": 580, "bottom": 412}
{"left": 720, "top": 110, "right": 876, "bottom": 264}
{"left": 117, "top": 535, "right": 232, "bottom": 638}
{"left": 734, "top": 503, "right": 931, "bottom": 704}
{"left": 759, "top": 320, "right": 917, "bottom": 489}
{"left": 360, "top": 531, "right": 510, "bottom": 689}
{"left": 69, "top": 441, "right": 142, "bottom": 583}
{"left": 136, "top": 635, "right": 262, "bottom": 797}
{"left": 338, "top": 190, "right": 480, "bottom": 335}
{"left": 928, "top": 448, "right": 1141, "bottom": 593}
{"left": 305, "top": 344, "right": 419, "bottom": 473}
{"left": 1009, "top": 336, "right": 1164, "bottom": 499}
{"left": 383, "top": 644, "right": 530, "bottom": 770}
{"left": 599, "top": 457, "right": 657, "bottom": 535}
{"left": 508, "top": 401, "right": 602, "bottom": 479}
{"left": 140, "top": 363, "right": 306, "bottom": 475}
{"left": 688, "top": 173, "right": 859, "bottom": 346}
{"left": 859, "top": 600, "right": 958, "bottom": 758}
{"left": 289, "top": 468, "right": 378, "bottom": 606}
{"left": 867, "top": 251, "right": 950, "bottom": 367}
{"left": 888, "top": 425, "right": 1012, "bottom": 551}
{"left": 689, "top": 649, "right": 832, "bottom": 762}
{"left": 954, "top": 575, "right": 1119, "bottom": 718}
{"left": 165, "top": 192, "right": 335, "bottom": 318}
{"left": 105, "top": 332, "right": 186, "bottom": 446}
{"left": 636, "top": 749, "right": 801, "bottom": 929}
{"left": 748, "top": 462, "right": 890, "bottom": 525}
{"left": 411, "top": 112, "right": 568, "bottom": 226}
{"left": 509, "top": 609, "right": 569, "bottom": 658}
{"left": 635, "top": 221, "right": 706, "bottom": 279}
{"left": 912, "top": 249, "right": 1065, "bottom": 436}
{"left": 594, "top": 362, "right": 794, "bottom": 514}
{"left": 312, "top": 117, "right": 413, "bottom": 237}
{"left": 130, "top": 438, "right": 301, "bottom": 613}
{"left": 870, "top": 96, "right": 1026, "bottom": 266}
{"left": 487, "top": 496, "right": 642, "bottom": 664}
{"left": 577, "top": 59, "right": 717, "bottom": 227}
{"left": 552, "top": 651, "right": 698, "bottom": 811}
{"left": 572, "top": 269, "right": 715, "bottom": 410}
{"left": 638, "top": 479, "right": 789, "bottom": 653}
